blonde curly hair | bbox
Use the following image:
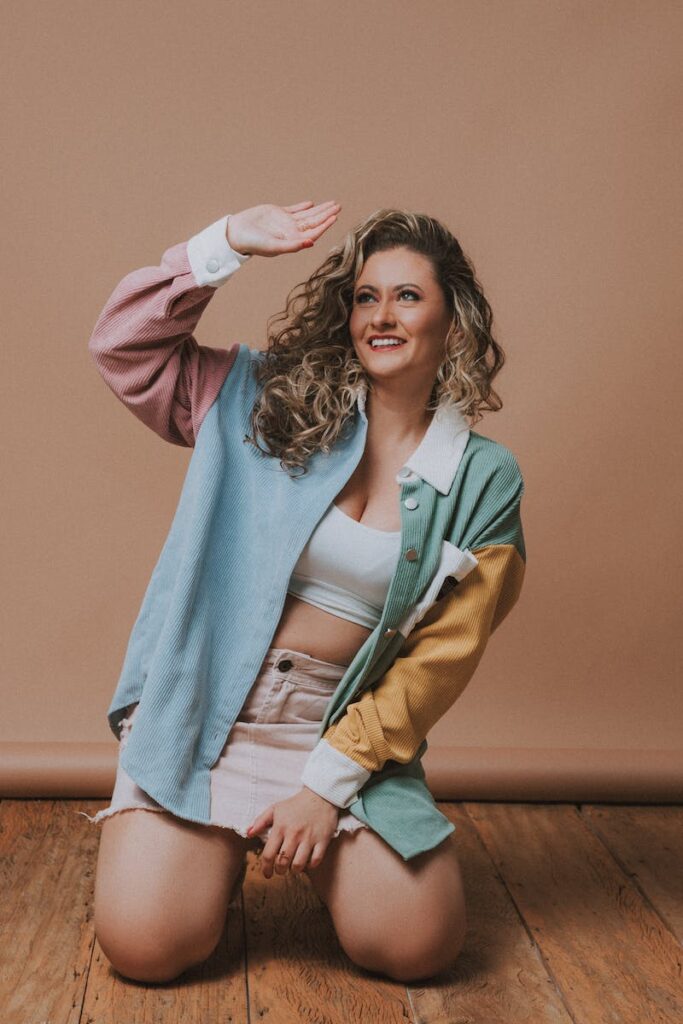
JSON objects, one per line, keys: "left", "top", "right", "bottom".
{"left": 244, "top": 207, "right": 506, "bottom": 478}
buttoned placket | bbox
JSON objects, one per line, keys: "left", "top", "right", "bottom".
{"left": 383, "top": 464, "right": 422, "bottom": 635}
{"left": 345, "top": 464, "right": 423, "bottom": 698}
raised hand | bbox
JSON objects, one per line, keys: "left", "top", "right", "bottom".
{"left": 226, "top": 199, "right": 341, "bottom": 258}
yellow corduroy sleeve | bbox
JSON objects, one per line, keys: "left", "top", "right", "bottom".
{"left": 320, "top": 542, "right": 525, "bottom": 773}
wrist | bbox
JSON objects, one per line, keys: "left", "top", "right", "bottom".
{"left": 302, "top": 785, "right": 338, "bottom": 809}
{"left": 225, "top": 215, "right": 251, "bottom": 257}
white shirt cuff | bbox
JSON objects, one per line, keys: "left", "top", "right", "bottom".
{"left": 186, "top": 213, "right": 251, "bottom": 287}
{"left": 300, "top": 739, "right": 372, "bottom": 808}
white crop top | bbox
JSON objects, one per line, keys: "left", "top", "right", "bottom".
{"left": 287, "top": 502, "right": 402, "bottom": 630}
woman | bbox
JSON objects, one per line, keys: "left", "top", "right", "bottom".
{"left": 85, "top": 200, "right": 526, "bottom": 984}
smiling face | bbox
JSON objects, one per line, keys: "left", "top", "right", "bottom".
{"left": 349, "top": 246, "right": 453, "bottom": 396}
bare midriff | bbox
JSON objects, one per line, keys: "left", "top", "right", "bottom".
{"left": 270, "top": 593, "right": 372, "bottom": 667}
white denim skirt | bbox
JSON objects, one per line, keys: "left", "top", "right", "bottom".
{"left": 80, "top": 646, "right": 371, "bottom": 849}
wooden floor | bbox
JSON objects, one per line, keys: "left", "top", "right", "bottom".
{"left": 1, "top": 799, "right": 681, "bottom": 1023}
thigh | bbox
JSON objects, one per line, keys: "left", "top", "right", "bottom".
{"left": 304, "top": 828, "right": 467, "bottom": 959}
{"left": 94, "top": 807, "right": 251, "bottom": 967}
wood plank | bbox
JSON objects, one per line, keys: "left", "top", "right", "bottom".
{"left": 0, "top": 799, "right": 54, "bottom": 914}
{"left": 4, "top": 799, "right": 680, "bottom": 1023}
{"left": 580, "top": 805, "right": 683, "bottom": 944}
{"left": 466, "top": 802, "right": 683, "bottom": 1024}
{"left": 408, "top": 803, "right": 573, "bottom": 1024}
{"left": 0, "top": 800, "right": 100, "bottom": 1024}
{"left": 242, "top": 848, "right": 415, "bottom": 1022}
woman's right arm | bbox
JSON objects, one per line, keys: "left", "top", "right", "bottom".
{"left": 87, "top": 213, "right": 251, "bottom": 447}
{"left": 87, "top": 200, "right": 341, "bottom": 446}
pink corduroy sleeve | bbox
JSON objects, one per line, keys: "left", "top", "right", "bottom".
{"left": 87, "top": 215, "right": 251, "bottom": 446}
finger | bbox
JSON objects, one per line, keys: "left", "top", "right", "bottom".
{"left": 282, "top": 200, "right": 316, "bottom": 212}
{"left": 268, "top": 207, "right": 338, "bottom": 253}
{"left": 274, "top": 844, "right": 297, "bottom": 876}
{"left": 298, "top": 211, "right": 339, "bottom": 240}
{"left": 247, "top": 805, "right": 273, "bottom": 836}
{"left": 308, "top": 840, "right": 329, "bottom": 870}
{"left": 267, "top": 235, "right": 315, "bottom": 254}
{"left": 267, "top": 232, "right": 318, "bottom": 254}
{"left": 290, "top": 199, "right": 339, "bottom": 216}
{"left": 290, "top": 842, "right": 314, "bottom": 874}
{"left": 247, "top": 813, "right": 265, "bottom": 835}
{"left": 260, "top": 832, "right": 283, "bottom": 878}
{"left": 292, "top": 202, "right": 340, "bottom": 227}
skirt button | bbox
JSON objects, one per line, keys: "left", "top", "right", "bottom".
{"left": 277, "top": 659, "right": 293, "bottom": 671}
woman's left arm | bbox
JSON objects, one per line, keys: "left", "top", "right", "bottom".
{"left": 300, "top": 458, "right": 526, "bottom": 802}
{"left": 317, "top": 541, "right": 525, "bottom": 774}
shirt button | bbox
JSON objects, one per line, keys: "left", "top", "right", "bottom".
{"left": 404, "top": 497, "right": 419, "bottom": 510}
{"left": 277, "top": 659, "right": 293, "bottom": 672}
{"left": 398, "top": 466, "right": 413, "bottom": 478}
{"left": 405, "top": 548, "right": 419, "bottom": 561}
{"left": 384, "top": 627, "right": 397, "bottom": 638}
{"left": 206, "top": 258, "right": 220, "bottom": 273}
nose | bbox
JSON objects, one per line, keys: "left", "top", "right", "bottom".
{"left": 370, "top": 297, "right": 397, "bottom": 326}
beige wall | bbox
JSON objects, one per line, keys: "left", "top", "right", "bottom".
{"left": 2, "top": 3, "right": 681, "bottom": 781}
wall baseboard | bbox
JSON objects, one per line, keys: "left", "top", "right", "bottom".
{"left": 424, "top": 745, "right": 683, "bottom": 802}
{"left": 1, "top": 743, "right": 681, "bottom": 802}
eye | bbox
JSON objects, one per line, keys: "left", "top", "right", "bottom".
{"left": 355, "top": 289, "right": 420, "bottom": 303}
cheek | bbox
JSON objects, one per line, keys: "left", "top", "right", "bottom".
{"left": 348, "top": 311, "right": 369, "bottom": 352}
{"left": 349, "top": 308, "right": 364, "bottom": 335}
{"left": 421, "top": 310, "right": 450, "bottom": 345}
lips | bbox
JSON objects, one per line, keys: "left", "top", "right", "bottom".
{"left": 368, "top": 335, "right": 408, "bottom": 349}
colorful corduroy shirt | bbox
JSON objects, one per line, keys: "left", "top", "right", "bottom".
{"left": 87, "top": 213, "right": 527, "bottom": 860}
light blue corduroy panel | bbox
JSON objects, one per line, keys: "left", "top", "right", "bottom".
{"left": 113, "top": 343, "right": 368, "bottom": 820}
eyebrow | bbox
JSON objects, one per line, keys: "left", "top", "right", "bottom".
{"left": 355, "top": 283, "right": 424, "bottom": 292}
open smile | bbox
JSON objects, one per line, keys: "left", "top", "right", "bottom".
{"left": 367, "top": 335, "right": 408, "bottom": 351}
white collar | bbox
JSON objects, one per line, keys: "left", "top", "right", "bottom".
{"left": 353, "top": 379, "right": 470, "bottom": 495}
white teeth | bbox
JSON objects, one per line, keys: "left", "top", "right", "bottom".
{"left": 370, "top": 338, "right": 405, "bottom": 348}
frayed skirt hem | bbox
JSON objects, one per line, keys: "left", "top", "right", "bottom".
{"left": 77, "top": 803, "right": 369, "bottom": 843}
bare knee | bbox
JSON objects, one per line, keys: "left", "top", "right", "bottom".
{"left": 97, "top": 929, "right": 221, "bottom": 983}
{"left": 348, "top": 938, "right": 465, "bottom": 983}
{"left": 343, "top": 914, "right": 467, "bottom": 983}
{"left": 92, "top": 808, "right": 247, "bottom": 983}
{"left": 95, "top": 910, "right": 224, "bottom": 983}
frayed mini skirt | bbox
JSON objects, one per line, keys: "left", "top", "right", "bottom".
{"left": 80, "top": 646, "right": 370, "bottom": 846}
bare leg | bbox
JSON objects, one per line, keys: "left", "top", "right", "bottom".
{"left": 305, "top": 829, "right": 467, "bottom": 983}
{"left": 94, "top": 808, "right": 251, "bottom": 983}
